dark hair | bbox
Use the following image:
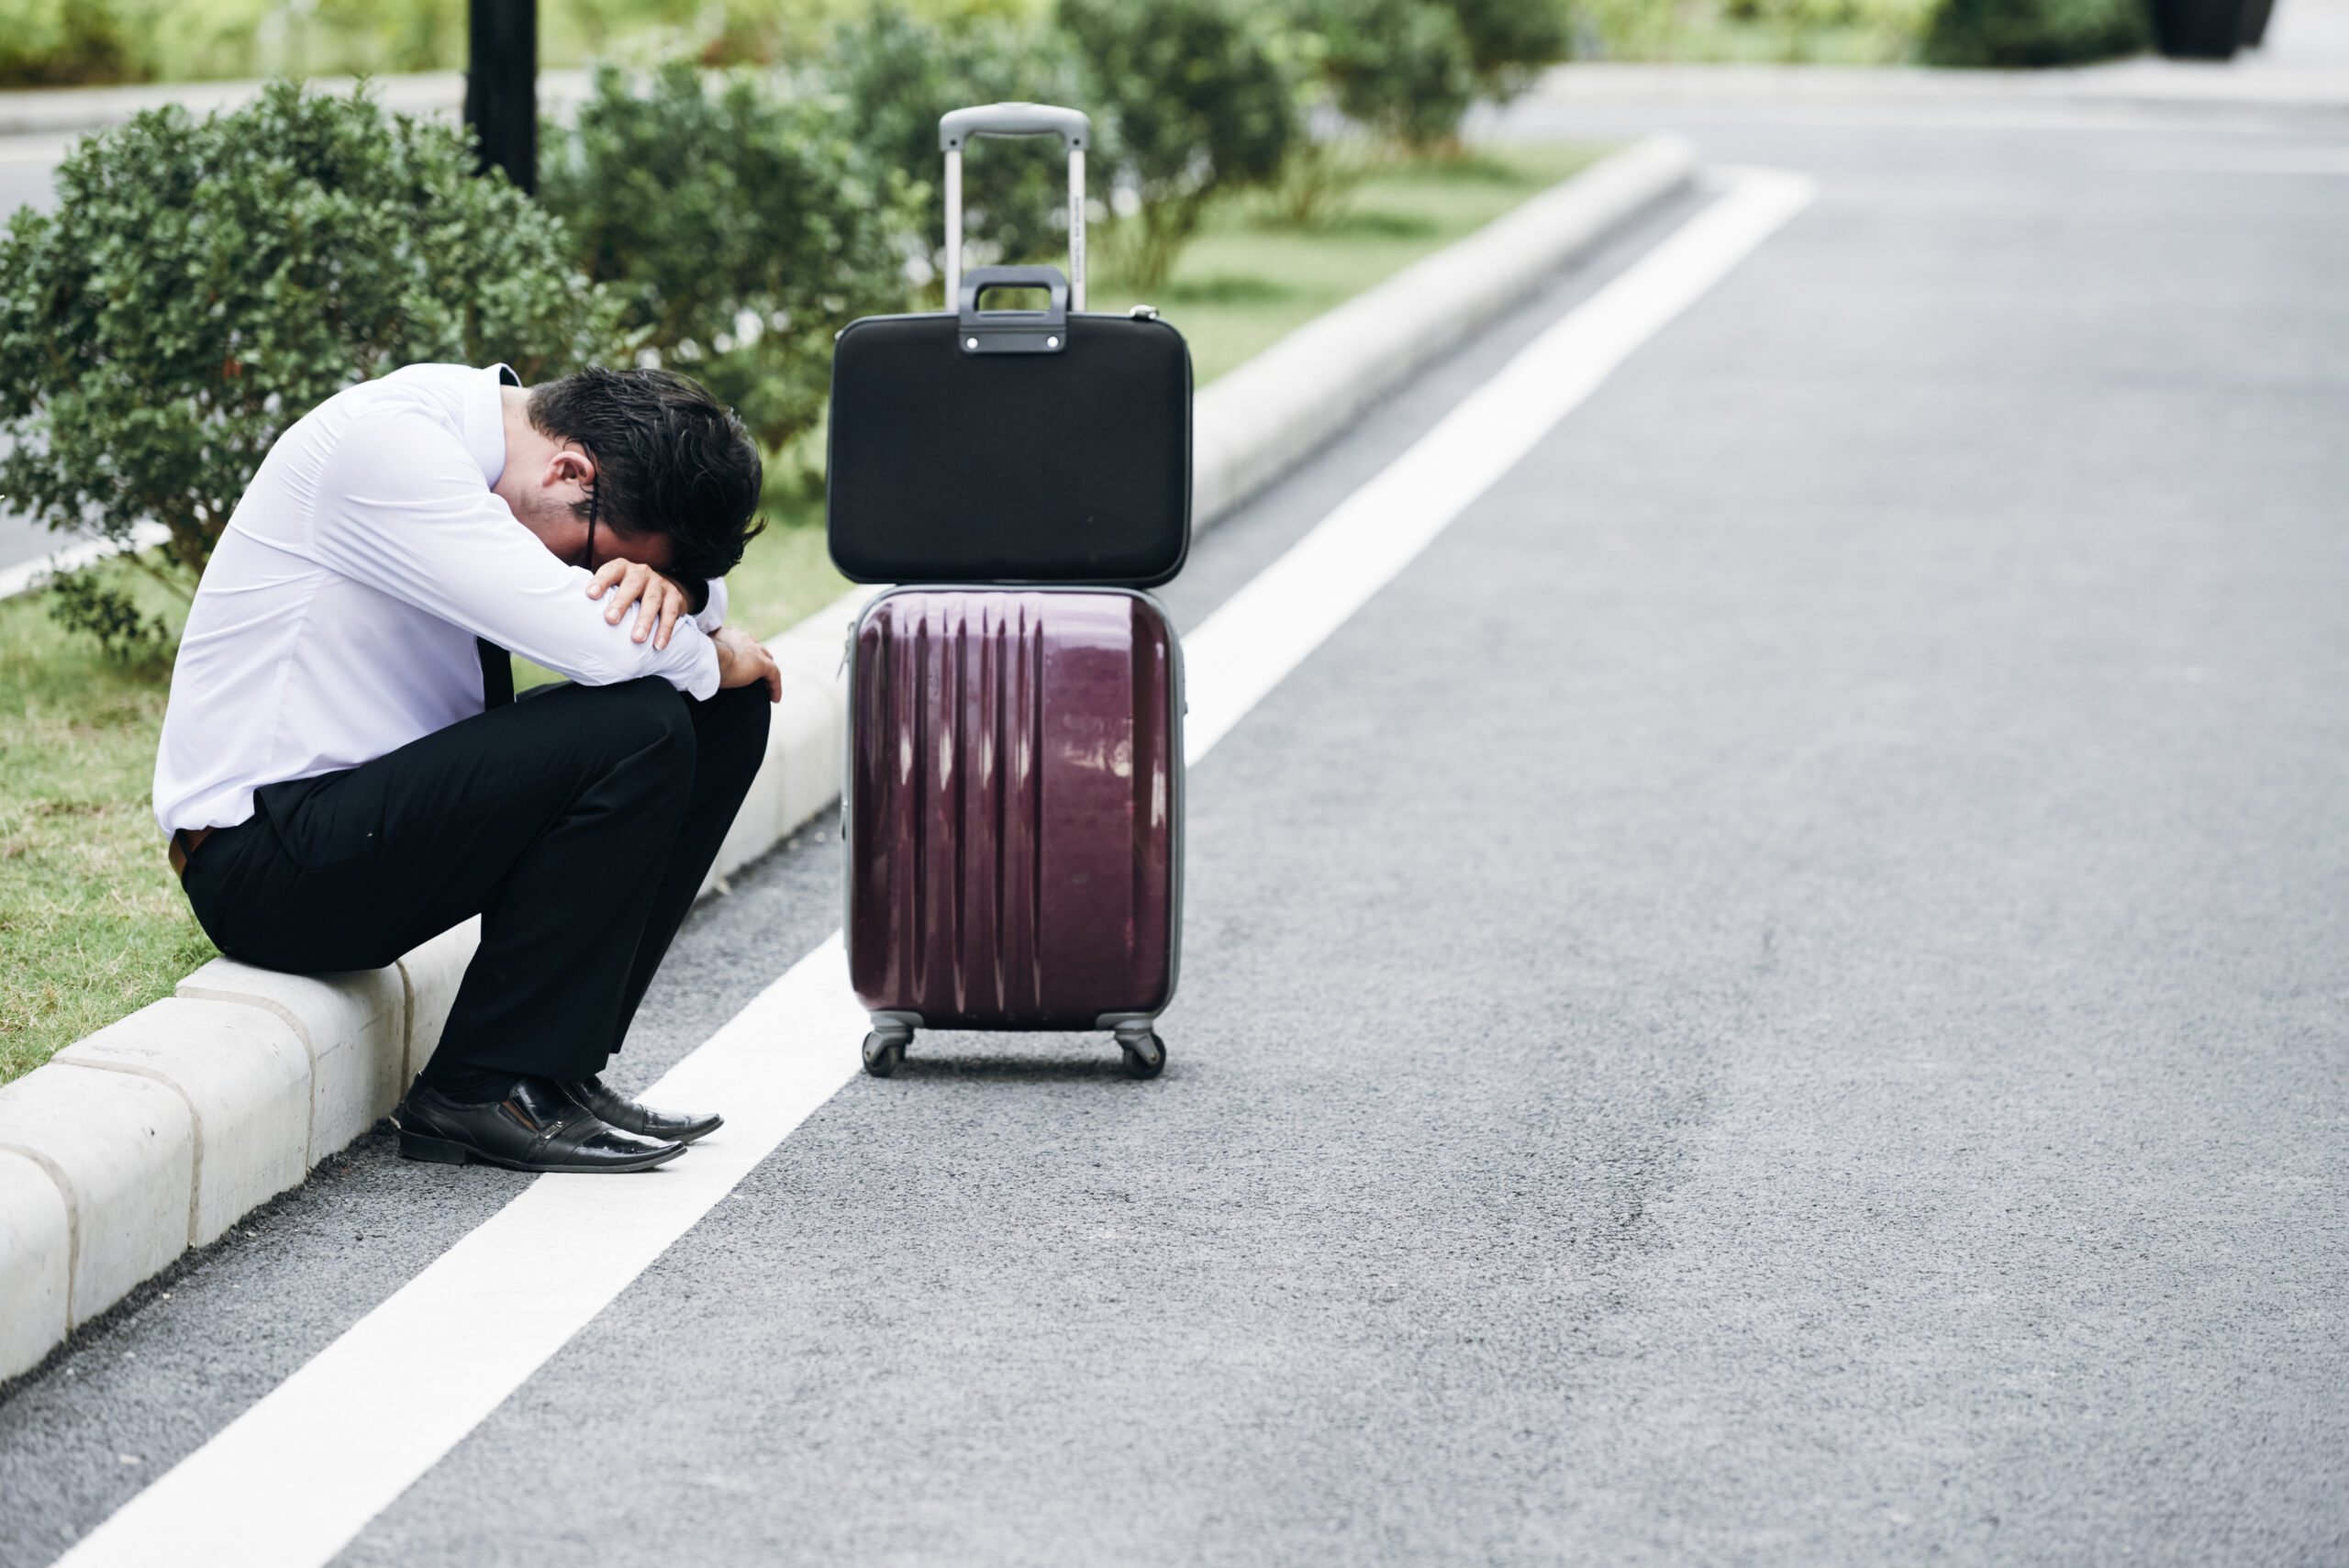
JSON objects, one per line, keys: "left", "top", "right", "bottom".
{"left": 527, "top": 366, "right": 765, "bottom": 583}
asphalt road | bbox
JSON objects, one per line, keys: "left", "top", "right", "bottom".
{"left": 5, "top": 99, "right": 2347, "bottom": 1567}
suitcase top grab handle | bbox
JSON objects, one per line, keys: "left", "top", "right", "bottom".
{"left": 939, "top": 102, "right": 1089, "bottom": 313}
{"left": 938, "top": 103, "right": 1090, "bottom": 151}
{"left": 958, "top": 265, "right": 1069, "bottom": 355}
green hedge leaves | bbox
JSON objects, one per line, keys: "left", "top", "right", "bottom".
{"left": 0, "top": 81, "right": 615, "bottom": 584}
{"left": 832, "top": 6, "right": 1090, "bottom": 273}
{"left": 1060, "top": 0, "right": 1304, "bottom": 289}
{"left": 1920, "top": 0, "right": 2151, "bottom": 63}
{"left": 540, "top": 62, "right": 920, "bottom": 455}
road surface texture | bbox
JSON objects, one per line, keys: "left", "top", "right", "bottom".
{"left": 4, "top": 91, "right": 2347, "bottom": 1567}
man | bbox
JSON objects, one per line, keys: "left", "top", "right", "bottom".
{"left": 155, "top": 361, "right": 783, "bottom": 1175}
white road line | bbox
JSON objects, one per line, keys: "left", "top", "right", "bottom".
{"left": 58, "top": 939, "right": 871, "bottom": 1568}
{"left": 52, "top": 167, "right": 1815, "bottom": 1568}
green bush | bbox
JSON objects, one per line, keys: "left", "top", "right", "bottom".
{"left": 1060, "top": 0, "right": 1303, "bottom": 289}
{"left": 0, "top": 82, "right": 618, "bottom": 602}
{"left": 1294, "top": 0, "right": 1477, "bottom": 148}
{"left": 829, "top": 4, "right": 1093, "bottom": 274}
{"left": 540, "top": 63, "right": 922, "bottom": 456}
{"left": 41, "top": 562, "right": 171, "bottom": 665}
{"left": 0, "top": 0, "right": 473, "bottom": 85}
{"left": 1920, "top": 0, "right": 2149, "bottom": 62}
{"left": 0, "top": 0, "right": 149, "bottom": 86}
{"left": 1442, "top": 0, "right": 1572, "bottom": 96}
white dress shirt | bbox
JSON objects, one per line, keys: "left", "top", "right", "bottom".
{"left": 154, "top": 363, "right": 727, "bottom": 835}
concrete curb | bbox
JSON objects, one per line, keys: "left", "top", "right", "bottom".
{"left": 1191, "top": 134, "right": 1696, "bottom": 527}
{"left": 697, "top": 586, "right": 875, "bottom": 901}
{"left": 0, "top": 140, "right": 1683, "bottom": 1381}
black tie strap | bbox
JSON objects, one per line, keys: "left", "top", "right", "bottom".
{"left": 478, "top": 638, "right": 515, "bottom": 708}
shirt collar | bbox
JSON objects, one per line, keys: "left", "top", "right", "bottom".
{"left": 466, "top": 363, "right": 521, "bottom": 488}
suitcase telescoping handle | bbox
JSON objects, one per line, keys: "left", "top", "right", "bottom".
{"left": 938, "top": 103, "right": 1091, "bottom": 314}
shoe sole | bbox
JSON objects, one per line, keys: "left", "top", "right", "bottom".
{"left": 396, "top": 1128, "right": 688, "bottom": 1173}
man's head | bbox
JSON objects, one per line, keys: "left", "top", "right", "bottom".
{"left": 513, "top": 367, "right": 764, "bottom": 584}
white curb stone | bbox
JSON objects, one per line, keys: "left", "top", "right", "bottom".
{"left": 1191, "top": 133, "right": 1697, "bottom": 527}
{"left": 0, "top": 1066, "right": 193, "bottom": 1332}
{"left": 766, "top": 588, "right": 867, "bottom": 804}
{"left": 0, "top": 1149, "right": 72, "bottom": 1381}
{"left": 174, "top": 962, "right": 406, "bottom": 1163}
{"left": 702, "top": 694, "right": 810, "bottom": 895}
{"left": 395, "top": 917, "right": 484, "bottom": 1090}
{"left": 698, "top": 587, "right": 872, "bottom": 896}
{"left": 54, "top": 998, "right": 312, "bottom": 1248}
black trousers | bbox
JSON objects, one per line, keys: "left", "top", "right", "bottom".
{"left": 183, "top": 678, "right": 770, "bottom": 1084}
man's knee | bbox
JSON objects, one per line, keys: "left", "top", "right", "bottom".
{"left": 576, "top": 677, "right": 696, "bottom": 782}
{"left": 700, "top": 680, "right": 772, "bottom": 750}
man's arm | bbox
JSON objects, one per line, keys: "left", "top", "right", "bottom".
{"left": 580, "top": 562, "right": 777, "bottom": 699}
{"left": 308, "top": 411, "right": 722, "bottom": 697}
{"left": 710, "top": 625, "right": 783, "bottom": 702}
{"left": 579, "top": 561, "right": 726, "bottom": 651}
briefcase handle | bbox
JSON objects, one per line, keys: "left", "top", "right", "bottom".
{"left": 937, "top": 103, "right": 1093, "bottom": 315}
{"left": 956, "top": 264, "right": 1070, "bottom": 356}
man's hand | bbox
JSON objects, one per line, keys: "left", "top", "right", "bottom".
{"left": 712, "top": 626, "right": 782, "bottom": 702}
{"left": 586, "top": 560, "right": 695, "bottom": 650}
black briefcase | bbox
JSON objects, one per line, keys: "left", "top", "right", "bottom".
{"left": 826, "top": 104, "right": 1192, "bottom": 589}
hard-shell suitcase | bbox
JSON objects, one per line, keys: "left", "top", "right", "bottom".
{"left": 826, "top": 105, "right": 1193, "bottom": 588}
{"left": 830, "top": 106, "right": 1187, "bottom": 1079}
{"left": 844, "top": 587, "right": 1182, "bottom": 1077}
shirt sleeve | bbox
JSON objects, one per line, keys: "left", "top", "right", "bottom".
{"left": 308, "top": 409, "right": 722, "bottom": 699}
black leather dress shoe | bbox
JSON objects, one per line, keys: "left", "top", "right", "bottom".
{"left": 393, "top": 1078, "right": 686, "bottom": 1173}
{"left": 553, "top": 1074, "right": 723, "bottom": 1144}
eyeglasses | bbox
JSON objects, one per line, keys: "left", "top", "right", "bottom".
{"left": 573, "top": 473, "right": 599, "bottom": 573}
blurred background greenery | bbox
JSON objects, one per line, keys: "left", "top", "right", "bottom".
{"left": 0, "top": 0, "right": 2157, "bottom": 91}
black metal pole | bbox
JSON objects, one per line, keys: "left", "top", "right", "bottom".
{"left": 464, "top": 0, "right": 537, "bottom": 195}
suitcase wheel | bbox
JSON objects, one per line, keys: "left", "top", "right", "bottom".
{"left": 862, "top": 1030, "right": 907, "bottom": 1078}
{"left": 1119, "top": 1031, "right": 1166, "bottom": 1081}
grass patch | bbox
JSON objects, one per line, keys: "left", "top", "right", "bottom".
{"left": 6, "top": 140, "right": 1607, "bottom": 1080}
{"left": 721, "top": 495, "right": 855, "bottom": 639}
{"left": 1586, "top": 0, "right": 1930, "bottom": 64}
{"left": 1087, "top": 143, "right": 1604, "bottom": 387}
{"left": 0, "top": 557, "right": 215, "bottom": 1084}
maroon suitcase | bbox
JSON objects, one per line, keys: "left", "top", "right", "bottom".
{"left": 844, "top": 587, "right": 1183, "bottom": 1077}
